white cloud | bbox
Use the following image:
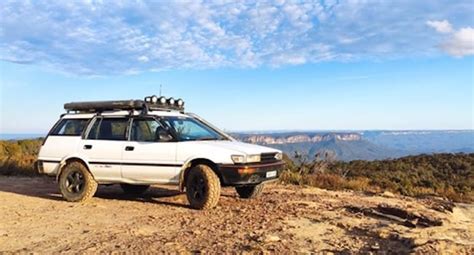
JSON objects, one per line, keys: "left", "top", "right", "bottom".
{"left": 442, "top": 27, "right": 474, "bottom": 57}
{"left": 427, "top": 20, "right": 474, "bottom": 57}
{"left": 137, "top": 55, "right": 149, "bottom": 62}
{"left": 0, "top": 1, "right": 473, "bottom": 75}
{"left": 426, "top": 20, "right": 453, "bottom": 33}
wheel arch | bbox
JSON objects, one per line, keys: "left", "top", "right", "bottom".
{"left": 178, "top": 158, "right": 223, "bottom": 191}
{"left": 56, "top": 156, "right": 94, "bottom": 182}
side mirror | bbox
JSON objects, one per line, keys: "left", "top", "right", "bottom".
{"left": 156, "top": 128, "right": 173, "bottom": 142}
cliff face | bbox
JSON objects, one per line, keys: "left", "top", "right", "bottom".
{"left": 241, "top": 133, "right": 362, "bottom": 145}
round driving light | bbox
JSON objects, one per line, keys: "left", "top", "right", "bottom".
{"left": 168, "top": 97, "right": 175, "bottom": 105}
{"left": 158, "top": 96, "right": 167, "bottom": 104}
{"left": 176, "top": 99, "right": 184, "bottom": 107}
{"left": 144, "top": 96, "right": 152, "bottom": 103}
{"left": 151, "top": 95, "right": 158, "bottom": 104}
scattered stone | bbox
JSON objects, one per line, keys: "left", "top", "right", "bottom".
{"left": 382, "top": 191, "right": 396, "bottom": 198}
{"left": 265, "top": 235, "right": 281, "bottom": 243}
{"left": 371, "top": 243, "right": 380, "bottom": 250}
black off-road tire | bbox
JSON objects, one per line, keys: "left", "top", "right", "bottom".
{"left": 59, "top": 161, "right": 98, "bottom": 202}
{"left": 120, "top": 184, "right": 150, "bottom": 195}
{"left": 236, "top": 183, "right": 265, "bottom": 199}
{"left": 185, "top": 164, "right": 221, "bottom": 210}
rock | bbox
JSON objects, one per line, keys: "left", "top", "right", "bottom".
{"left": 371, "top": 243, "right": 380, "bottom": 250}
{"left": 265, "top": 235, "right": 281, "bottom": 243}
{"left": 382, "top": 191, "right": 396, "bottom": 198}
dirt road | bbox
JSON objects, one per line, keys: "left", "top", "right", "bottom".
{"left": 0, "top": 177, "right": 472, "bottom": 254}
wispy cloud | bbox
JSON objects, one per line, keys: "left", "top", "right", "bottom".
{"left": 426, "top": 20, "right": 453, "bottom": 34}
{"left": 0, "top": 1, "right": 473, "bottom": 75}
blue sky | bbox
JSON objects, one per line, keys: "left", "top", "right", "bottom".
{"left": 0, "top": 1, "right": 473, "bottom": 133}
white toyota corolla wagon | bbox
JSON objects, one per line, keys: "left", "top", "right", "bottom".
{"left": 36, "top": 96, "right": 284, "bottom": 209}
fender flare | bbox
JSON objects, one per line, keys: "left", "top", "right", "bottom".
{"left": 178, "top": 157, "right": 221, "bottom": 192}
{"left": 55, "top": 155, "right": 93, "bottom": 182}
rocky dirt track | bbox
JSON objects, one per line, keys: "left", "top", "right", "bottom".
{"left": 0, "top": 177, "right": 473, "bottom": 254}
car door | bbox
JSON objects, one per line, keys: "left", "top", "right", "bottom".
{"left": 121, "top": 117, "right": 179, "bottom": 183}
{"left": 79, "top": 117, "right": 129, "bottom": 182}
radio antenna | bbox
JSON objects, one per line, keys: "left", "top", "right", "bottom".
{"left": 159, "top": 84, "right": 162, "bottom": 96}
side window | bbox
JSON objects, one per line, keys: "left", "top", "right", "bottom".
{"left": 130, "top": 118, "right": 168, "bottom": 142}
{"left": 87, "top": 118, "right": 129, "bottom": 140}
{"left": 166, "top": 118, "right": 211, "bottom": 139}
{"left": 50, "top": 119, "right": 89, "bottom": 136}
{"left": 86, "top": 118, "right": 101, "bottom": 140}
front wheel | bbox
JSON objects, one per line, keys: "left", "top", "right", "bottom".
{"left": 236, "top": 183, "right": 265, "bottom": 199}
{"left": 59, "top": 161, "right": 98, "bottom": 202}
{"left": 185, "top": 164, "right": 221, "bottom": 209}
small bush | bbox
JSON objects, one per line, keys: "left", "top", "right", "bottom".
{"left": 306, "top": 173, "right": 345, "bottom": 190}
{"left": 0, "top": 139, "right": 42, "bottom": 176}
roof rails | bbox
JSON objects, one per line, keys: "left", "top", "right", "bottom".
{"left": 64, "top": 96, "right": 185, "bottom": 113}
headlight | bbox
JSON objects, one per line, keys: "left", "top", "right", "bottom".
{"left": 231, "top": 154, "right": 261, "bottom": 164}
{"left": 168, "top": 97, "right": 175, "bottom": 105}
{"left": 231, "top": 155, "right": 245, "bottom": 164}
{"left": 275, "top": 152, "right": 283, "bottom": 160}
{"left": 246, "top": 154, "right": 261, "bottom": 163}
{"left": 151, "top": 95, "right": 158, "bottom": 104}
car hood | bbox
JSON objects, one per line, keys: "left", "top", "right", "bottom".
{"left": 189, "top": 140, "right": 281, "bottom": 155}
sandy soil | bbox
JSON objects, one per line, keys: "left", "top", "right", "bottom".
{"left": 0, "top": 176, "right": 472, "bottom": 254}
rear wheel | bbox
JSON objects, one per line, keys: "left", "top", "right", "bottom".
{"left": 185, "top": 164, "right": 221, "bottom": 209}
{"left": 236, "top": 183, "right": 265, "bottom": 199}
{"left": 120, "top": 184, "right": 150, "bottom": 195}
{"left": 59, "top": 161, "right": 97, "bottom": 202}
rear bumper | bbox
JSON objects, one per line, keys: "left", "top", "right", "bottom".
{"left": 35, "top": 159, "right": 60, "bottom": 176}
{"left": 218, "top": 161, "right": 285, "bottom": 186}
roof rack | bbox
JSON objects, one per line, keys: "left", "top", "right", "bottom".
{"left": 64, "top": 96, "right": 185, "bottom": 113}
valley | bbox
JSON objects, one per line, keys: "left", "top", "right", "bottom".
{"left": 234, "top": 130, "right": 474, "bottom": 161}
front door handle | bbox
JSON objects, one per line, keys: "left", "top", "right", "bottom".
{"left": 125, "top": 146, "right": 135, "bottom": 151}
{"left": 84, "top": 145, "right": 93, "bottom": 150}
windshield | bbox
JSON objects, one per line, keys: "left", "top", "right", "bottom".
{"left": 162, "top": 116, "right": 227, "bottom": 141}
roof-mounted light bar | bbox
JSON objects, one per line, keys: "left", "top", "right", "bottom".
{"left": 143, "top": 95, "right": 185, "bottom": 110}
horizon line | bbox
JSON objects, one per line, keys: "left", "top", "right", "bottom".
{"left": 2, "top": 128, "right": 474, "bottom": 135}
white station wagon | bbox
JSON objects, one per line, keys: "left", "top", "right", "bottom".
{"left": 36, "top": 96, "right": 284, "bottom": 209}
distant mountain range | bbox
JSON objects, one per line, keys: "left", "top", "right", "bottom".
{"left": 233, "top": 130, "right": 474, "bottom": 161}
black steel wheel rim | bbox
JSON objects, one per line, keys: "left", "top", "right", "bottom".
{"left": 190, "top": 175, "right": 206, "bottom": 201}
{"left": 65, "top": 171, "right": 85, "bottom": 194}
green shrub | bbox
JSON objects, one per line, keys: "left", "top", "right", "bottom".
{"left": 0, "top": 139, "right": 43, "bottom": 176}
{"left": 281, "top": 153, "right": 474, "bottom": 203}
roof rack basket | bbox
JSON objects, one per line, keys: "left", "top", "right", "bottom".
{"left": 64, "top": 96, "right": 185, "bottom": 113}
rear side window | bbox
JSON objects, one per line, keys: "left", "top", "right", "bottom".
{"left": 87, "top": 118, "right": 129, "bottom": 140}
{"left": 50, "top": 119, "right": 89, "bottom": 136}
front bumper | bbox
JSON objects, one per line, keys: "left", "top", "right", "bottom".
{"left": 218, "top": 161, "right": 285, "bottom": 186}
